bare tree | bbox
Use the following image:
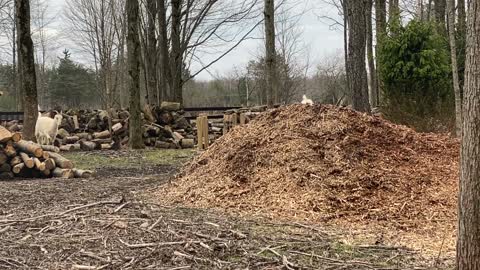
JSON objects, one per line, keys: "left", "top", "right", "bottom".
{"left": 16, "top": 0, "right": 38, "bottom": 140}
{"left": 345, "top": 0, "right": 370, "bottom": 113}
{"left": 264, "top": 0, "right": 276, "bottom": 107}
{"left": 126, "top": 0, "right": 143, "bottom": 149}
{"left": 375, "top": 0, "right": 386, "bottom": 105}
{"left": 366, "top": 0, "right": 377, "bottom": 108}
{"left": 446, "top": 0, "right": 461, "bottom": 137}
{"left": 457, "top": 1, "right": 480, "bottom": 268}
{"left": 64, "top": 0, "right": 125, "bottom": 109}
{"left": 144, "top": 0, "right": 158, "bottom": 105}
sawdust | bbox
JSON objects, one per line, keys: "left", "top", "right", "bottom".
{"left": 158, "top": 104, "right": 459, "bottom": 227}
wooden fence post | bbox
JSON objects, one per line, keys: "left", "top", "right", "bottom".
{"left": 196, "top": 114, "right": 209, "bottom": 150}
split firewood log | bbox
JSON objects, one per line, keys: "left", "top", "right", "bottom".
{"left": 47, "top": 152, "right": 73, "bottom": 169}
{"left": 15, "top": 140, "right": 43, "bottom": 158}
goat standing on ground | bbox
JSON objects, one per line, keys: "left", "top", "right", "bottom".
{"left": 35, "top": 111, "right": 63, "bottom": 145}
{"left": 301, "top": 95, "right": 314, "bottom": 105}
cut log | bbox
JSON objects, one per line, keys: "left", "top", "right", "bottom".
{"left": 0, "top": 152, "right": 7, "bottom": 165}
{"left": 80, "top": 141, "right": 96, "bottom": 151}
{"left": 76, "top": 133, "right": 92, "bottom": 140}
{"left": 180, "top": 139, "right": 195, "bottom": 149}
{"left": 93, "top": 130, "right": 111, "bottom": 139}
{"left": 0, "top": 163, "right": 11, "bottom": 173}
{"left": 8, "top": 124, "right": 20, "bottom": 132}
{"left": 42, "top": 169, "right": 51, "bottom": 177}
{"left": 44, "top": 158, "right": 56, "bottom": 170}
{"left": 47, "top": 152, "right": 73, "bottom": 169}
{"left": 52, "top": 168, "right": 74, "bottom": 179}
{"left": 32, "top": 157, "right": 46, "bottom": 171}
{"left": 101, "top": 144, "right": 112, "bottom": 150}
{"left": 73, "top": 169, "right": 95, "bottom": 178}
{"left": 161, "top": 101, "right": 181, "bottom": 111}
{"left": 4, "top": 144, "right": 16, "bottom": 157}
{"left": 112, "top": 123, "right": 123, "bottom": 134}
{"left": 41, "top": 145, "right": 60, "bottom": 153}
{"left": 143, "top": 104, "right": 156, "bottom": 123}
{"left": 65, "top": 136, "right": 80, "bottom": 144}
{"left": 15, "top": 140, "right": 43, "bottom": 158}
{"left": 91, "top": 138, "right": 112, "bottom": 144}
{"left": 12, "top": 132, "right": 21, "bottom": 142}
{"left": 12, "top": 163, "right": 25, "bottom": 174}
{"left": 173, "top": 132, "right": 184, "bottom": 143}
{"left": 0, "top": 125, "right": 12, "bottom": 143}
{"left": 60, "top": 145, "right": 75, "bottom": 151}
{"left": 20, "top": 152, "right": 34, "bottom": 169}
{"left": 42, "top": 151, "right": 50, "bottom": 160}
{"left": 73, "top": 115, "right": 79, "bottom": 130}
{"left": 10, "top": 156, "right": 22, "bottom": 167}
{"left": 57, "top": 128, "right": 70, "bottom": 139}
{"left": 155, "top": 141, "right": 169, "bottom": 149}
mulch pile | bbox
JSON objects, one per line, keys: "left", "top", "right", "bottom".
{"left": 158, "top": 104, "right": 459, "bottom": 224}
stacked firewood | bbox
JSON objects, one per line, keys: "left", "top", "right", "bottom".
{"left": 1, "top": 103, "right": 194, "bottom": 152}
{"left": 0, "top": 126, "right": 94, "bottom": 179}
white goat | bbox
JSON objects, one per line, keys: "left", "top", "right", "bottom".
{"left": 301, "top": 95, "right": 314, "bottom": 105}
{"left": 35, "top": 111, "right": 63, "bottom": 145}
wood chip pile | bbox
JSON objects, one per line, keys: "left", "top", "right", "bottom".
{"left": 158, "top": 104, "right": 459, "bottom": 224}
{"left": 0, "top": 126, "right": 94, "bottom": 179}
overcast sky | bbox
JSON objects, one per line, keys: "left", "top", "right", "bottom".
{"left": 43, "top": 0, "right": 344, "bottom": 81}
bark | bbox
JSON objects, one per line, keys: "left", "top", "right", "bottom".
{"left": 146, "top": 0, "right": 158, "bottom": 106}
{"left": 416, "top": 0, "right": 424, "bottom": 20}
{"left": 126, "top": 0, "right": 144, "bottom": 149}
{"left": 157, "top": 0, "right": 171, "bottom": 101}
{"left": 434, "top": 0, "right": 446, "bottom": 33}
{"left": 16, "top": 0, "right": 38, "bottom": 141}
{"left": 366, "top": 0, "right": 377, "bottom": 108}
{"left": 446, "top": 0, "right": 462, "bottom": 137}
{"left": 388, "top": 0, "right": 399, "bottom": 24}
{"left": 343, "top": 1, "right": 350, "bottom": 104}
{"left": 457, "top": 1, "right": 480, "bottom": 268}
{"left": 264, "top": 0, "right": 276, "bottom": 107}
{"left": 346, "top": 0, "right": 370, "bottom": 113}
{"left": 375, "top": 0, "right": 387, "bottom": 104}
{"left": 457, "top": 0, "right": 466, "bottom": 89}
{"left": 170, "top": 0, "right": 183, "bottom": 104}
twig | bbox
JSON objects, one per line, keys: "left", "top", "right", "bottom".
{"left": 148, "top": 217, "right": 162, "bottom": 231}
{"left": 119, "top": 239, "right": 203, "bottom": 249}
{"left": 113, "top": 202, "right": 130, "bottom": 213}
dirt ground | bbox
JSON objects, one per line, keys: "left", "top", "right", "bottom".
{"left": 0, "top": 150, "right": 454, "bottom": 269}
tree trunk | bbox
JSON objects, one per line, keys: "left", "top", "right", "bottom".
{"left": 126, "top": 0, "right": 144, "bottom": 149}
{"left": 346, "top": 0, "right": 370, "bottom": 113}
{"left": 343, "top": 0, "right": 350, "bottom": 105}
{"left": 375, "top": 0, "right": 386, "bottom": 105}
{"left": 434, "top": 0, "right": 446, "bottom": 33}
{"left": 170, "top": 0, "right": 183, "bottom": 105}
{"left": 16, "top": 0, "right": 38, "bottom": 141}
{"left": 264, "top": 0, "right": 276, "bottom": 107}
{"left": 446, "top": 0, "right": 462, "bottom": 137}
{"left": 146, "top": 0, "right": 158, "bottom": 106}
{"left": 416, "top": 0, "right": 424, "bottom": 20}
{"left": 157, "top": 0, "right": 171, "bottom": 101}
{"left": 457, "top": 1, "right": 480, "bottom": 268}
{"left": 366, "top": 0, "right": 377, "bottom": 108}
{"left": 388, "top": 0, "right": 399, "bottom": 24}
{"left": 456, "top": 0, "right": 466, "bottom": 90}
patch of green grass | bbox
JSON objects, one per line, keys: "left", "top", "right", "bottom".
{"left": 63, "top": 149, "right": 195, "bottom": 170}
